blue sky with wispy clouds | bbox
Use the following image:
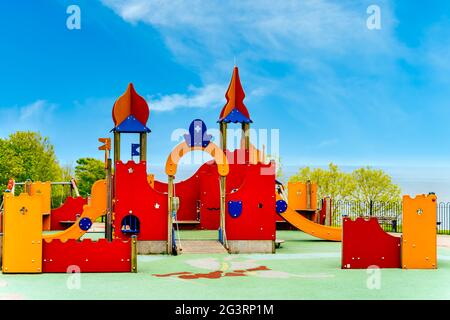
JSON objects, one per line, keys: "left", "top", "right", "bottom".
{"left": 1, "top": 1, "right": 450, "bottom": 197}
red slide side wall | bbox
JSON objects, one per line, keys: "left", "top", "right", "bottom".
{"left": 50, "top": 197, "right": 87, "bottom": 230}
{"left": 42, "top": 239, "right": 132, "bottom": 273}
{"left": 342, "top": 217, "right": 401, "bottom": 269}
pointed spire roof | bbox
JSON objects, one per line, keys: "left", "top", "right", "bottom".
{"left": 218, "top": 67, "right": 252, "bottom": 124}
{"left": 112, "top": 83, "right": 149, "bottom": 127}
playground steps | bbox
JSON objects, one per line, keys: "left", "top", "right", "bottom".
{"left": 179, "top": 240, "right": 228, "bottom": 254}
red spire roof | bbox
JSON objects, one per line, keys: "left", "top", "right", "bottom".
{"left": 218, "top": 67, "right": 252, "bottom": 123}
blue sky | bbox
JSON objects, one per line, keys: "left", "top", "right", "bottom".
{"left": 1, "top": 0, "right": 450, "bottom": 175}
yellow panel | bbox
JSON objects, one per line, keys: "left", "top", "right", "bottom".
{"left": 287, "top": 182, "right": 317, "bottom": 211}
{"left": 2, "top": 193, "right": 43, "bottom": 273}
{"left": 401, "top": 194, "right": 437, "bottom": 269}
{"left": 30, "top": 182, "right": 51, "bottom": 215}
{"left": 43, "top": 179, "right": 107, "bottom": 241}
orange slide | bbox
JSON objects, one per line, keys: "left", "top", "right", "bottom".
{"left": 276, "top": 193, "right": 342, "bottom": 241}
{"left": 43, "top": 179, "right": 107, "bottom": 241}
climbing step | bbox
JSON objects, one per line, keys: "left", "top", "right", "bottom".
{"left": 178, "top": 240, "right": 228, "bottom": 254}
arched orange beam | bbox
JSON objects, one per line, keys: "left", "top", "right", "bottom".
{"left": 165, "top": 141, "right": 229, "bottom": 176}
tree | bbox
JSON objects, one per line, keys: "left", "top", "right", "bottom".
{"left": 351, "top": 167, "right": 401, "bottom": 203}
{"left": 289, "top": 163, "right": 401, "bottom": 203}
{"left": 74, "top": 158, "right": 105, "bottom": 197}
{"left": 0, "top": 131, "right": 62, "bottom": 192}
{"left": 289, "top": 163, "right": 356, "bottom": 201}
{"left": 51, "top": 163, "right": 75, "bottom": 207}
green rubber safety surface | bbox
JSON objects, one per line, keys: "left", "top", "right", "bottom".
{"left": 1, "top": 231, "right": 449, "bottom": 300}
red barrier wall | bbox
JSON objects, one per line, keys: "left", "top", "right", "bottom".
{"left": 342, "top": 217, "right": 401, "bottom": 269}
{"left": 42, "top": 238, "right": 132, "bottom": 273}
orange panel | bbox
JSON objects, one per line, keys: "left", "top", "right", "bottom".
{"left": 401, "top": 194, "right": 437, "bottom": 269}
{"left": 287, "top": 182, "right": 317, "bottom": 211}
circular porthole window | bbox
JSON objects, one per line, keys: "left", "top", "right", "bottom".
{"left": 121, "top": 214, "right": 140, "bottom": 234}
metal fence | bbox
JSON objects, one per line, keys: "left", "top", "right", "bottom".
{"left": 328, "top": 200, "right": 450, "bottom": 235}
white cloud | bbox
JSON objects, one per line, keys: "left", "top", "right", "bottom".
{"left": 0, "top": 100, "right": 58, "bottom": 137}
{"left": 101, "top": 0, "right": 401, "bottom": 69}
{"left": 147, "top": 84, "right": 226, "bottom": 111}
{"left": 19, "top": 100, "right": 56, "bottom": 121}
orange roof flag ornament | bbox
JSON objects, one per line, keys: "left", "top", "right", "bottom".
{"left": 218, "top": 66, "right": 252, "bottom": 124}
{"left": 112, "top": 83, "right": 151, "bottom": 133}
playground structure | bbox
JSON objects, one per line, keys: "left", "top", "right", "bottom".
{"left": 341, "top": 194, "right": 437, "bottom": 269}
{"left": 0, "top": 66, "right": 439, "bottom": 273}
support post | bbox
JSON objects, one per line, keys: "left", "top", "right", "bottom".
{"left": 306, "top": 180, "right": 311, "bottom": 210}
{"left": 325, "top": 197, "right": 332, "bottom": 226}
{"left": 220, "top": 123, "right": 227, "bottom": 152}
{"left": 167, "top": 175, "right": 174, "bottom": 254}
{"left": 131, "top": 235, "right": 137, "bottom": 273}
{"left": 114, "top": 132, "right": 121, "bottom": 166}
{"left": 219, "top": 175, "right": 228, "bottom": 250}
{"left": 105, "top": 158, "right": 113, "bottom": 241}
{"left": 139, "top": 132, "right": 147, "bottom": 162}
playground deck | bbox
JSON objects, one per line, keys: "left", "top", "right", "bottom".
{"left": 0, "top": 230, "right": 449, "bottom": 300}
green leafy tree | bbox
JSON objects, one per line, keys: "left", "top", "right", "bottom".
{"left": 350, "top": 167, "right": 401, "bottom": 216}
{"left": 51, "top": 163, "right": 75, "bottom": 207}
{"left": 74, "top": 158, "right": 105, "bottom": 197}
{"left": 0, "top": 131, "right": 62, "bottom": 192}
{"left": 289, "top": 163, "right": 355, "bottom": 201}
{"left": 289, "top": 163, "right": 402, "bottom": 219}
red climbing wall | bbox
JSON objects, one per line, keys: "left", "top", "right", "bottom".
{"left": 225, "top": 163, "right": 276, "bottom": 240}
{"left": 50, "top": 197, "right": 87, "bottom": 230}
{"left": 42, "top": 238, "right": 132, "bottom": 273}
{"left": 114, "top": 161, "right": 168, "bottom": 241}
{"left": 342, "top": 217, "right": 401, "bottom": 269}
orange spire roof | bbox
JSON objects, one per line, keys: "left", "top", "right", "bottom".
{"left": 112, "top": 83, "right": 149, "bottom": 127}
{"left": 218, "top": 67, "right": 252, "bottom": 123}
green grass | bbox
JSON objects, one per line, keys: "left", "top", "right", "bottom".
{"left": 1, "top": 230, "right": 449, "bottom": 300}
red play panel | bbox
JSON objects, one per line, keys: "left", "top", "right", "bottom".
{"left": 225, "top": 163, "right": 276, "bottom": 241}
{"left": 114, "top": 161, "right": 168, "bottom": 241}
{"left": 42, "top": 238, "right": 132, "bottom": 273}
{"left": 342, "top": 217, "right": 401, "bottom": 269}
